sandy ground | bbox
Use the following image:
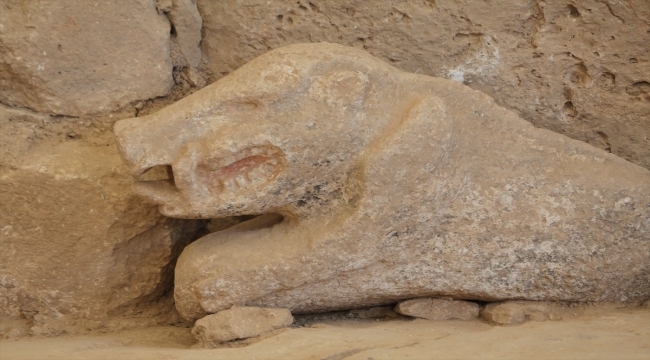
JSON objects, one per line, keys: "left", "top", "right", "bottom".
{"left": 2, "top": 305, "right": 649, "bottom": 360}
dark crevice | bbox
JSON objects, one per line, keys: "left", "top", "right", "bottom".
{"left": 567, "top": 4, "right": 580, "bottom": 18}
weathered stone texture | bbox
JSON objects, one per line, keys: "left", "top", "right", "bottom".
{"left": 113, "top": 43, "right": 650, "bottom": 322}
{"left": 395, "top": 298, "right": 479, "bottom": 321}
{"left": 480, "top": 301, "right": 565, "bottom": 325}
{"left": 196, "top": 0, "right": 650, "bottom": 170}
{"left": 0, "top": 107, "right": 202, "bottom": 328}
{"left": 168, "top": 0, "right": 203, "bottom": 68}
{"left": 192, "top": 306, "right": 293, "bottom": 346}
{"left": 0, "top": 0, "right": 174, "bottom": 116}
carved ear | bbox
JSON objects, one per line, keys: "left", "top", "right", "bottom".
{"left": 363, "top": 95, "right": 454, "bottom": 177}
{"left": 309, "top": 71, "right": 369, "bottom": 107}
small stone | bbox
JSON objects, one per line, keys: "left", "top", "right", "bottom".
{"left": 394, "top": 299, "right": 479, "bottom": 321}
{"left": 482, "top": 303, "right": 526, "bottom": 325}
{"left": 169, "top": 0, "right": 203, "bottom": 68}
{"left": 481, "top": 301, "right": 557, "bottom": 326}
{"left": 526, "top": 309, "right": 549, "bottom": 322}
{"left": 191, "top": 306, "right": 293, "bottom": 346}
{"left": 183, "top": 67, "right": 206, "bottom": 89}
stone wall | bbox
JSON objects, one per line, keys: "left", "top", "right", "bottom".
{"left": 0, "top": 0, "right": 207, "bottom": 334}
{"left": 0, "top": 0, "right": 648, "bottom": 334}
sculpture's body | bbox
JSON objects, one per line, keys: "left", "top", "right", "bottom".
{"left": 114, "top": 43, "right": 650, "bottom": 321}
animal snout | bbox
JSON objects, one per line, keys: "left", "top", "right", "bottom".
{"left": 114, "top": 116, "right": 186, "bottom": 177}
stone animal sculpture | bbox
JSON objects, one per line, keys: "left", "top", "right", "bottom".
{"left": 114, "top": 43, "right": 650, "bottom": 322}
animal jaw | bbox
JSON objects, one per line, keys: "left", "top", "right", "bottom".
{"left": 131, "top": 144, "right": 288, "bottom": 217}
{"left": 196, "top": 145, "right": 286, "bottom": 194}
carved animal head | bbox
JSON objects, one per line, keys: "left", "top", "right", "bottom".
{"left": 114, "top": 43, "right": 408, "bottom": 219}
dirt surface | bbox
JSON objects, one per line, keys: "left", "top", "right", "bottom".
{"left": 2, "top": 304, "right": 648, "bottom": 360}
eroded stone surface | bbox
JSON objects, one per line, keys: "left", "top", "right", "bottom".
{"left": 480, "top": 301, "right": 565, "bottom": 326}
{"left": 168, "top": 0, "right": 203, "bottom": 68}
{"left": 197, "top": 0, "right": 650, "bottom": 170}
{"left": 192, "top": 306, "right": 293, "bottom": 346}
{"left": 0, "top": 125, "right": 202, "bottom": 330}
{"left": 395, "top": 299, "right": 479, "bottom": 321}
{"left": 114, "top": 43, "right": 650, "bottom": 322}
{"left": 0, "top": 0, "right": 173, "bottom": 116}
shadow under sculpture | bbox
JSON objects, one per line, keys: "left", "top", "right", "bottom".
{"left": 114, "top": 43, "right": 650, "bottom": 322}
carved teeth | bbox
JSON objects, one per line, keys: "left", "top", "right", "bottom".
{"left": 209, "top": 146, "right": 285, "bottom": 194}
{"left": 248, "top": 169, "right": 264, "bottom": 183}
{"left": 235, "top": 174, "right": 248, "bottom": 187}
{"left": 224, "top": 178, "right": 237, "bottom": 192}
{"left": 259, "top": 164, "right": 275, "bottom": 176}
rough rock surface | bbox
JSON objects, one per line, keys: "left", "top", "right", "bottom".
{"left": 192, "top": 306, "right": 293, "bottom": 346}
{"left": 481, "top": 301, "right": 565, "bottom": 325}
{"left": 395, "top": 299, "right": 479, "bottom": 321}
{"left": 0, "top": 0, "right": 174, "bottom": 116}
{"left": 114, "top": 43, "right": 650, "bottom": 322}
{"left": 0, "top": 106, "right": 202, "bottom": 330}
{"left": 197, "top": 0, "right": 650, "bottom": 170}
{"left": 168, "top": 0, "right": 203, "bottom": 69}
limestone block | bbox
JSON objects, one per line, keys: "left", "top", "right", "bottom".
{"left": 113, "top": 43, "right": 650, "bottom": 322}
{"left": 395, "top": 299, "right": 479, "bottom": 321}
{"left": 0, "top": 0, "right": 174, "bottom": 116}
{"left": 0, "top": 138, "right": 201, "bottom": 328}
{"left": 192, "top": 306, "right": 293, "bottom": 346}
{"left": 196, "top": 0, "right": 650, "bottom": 170}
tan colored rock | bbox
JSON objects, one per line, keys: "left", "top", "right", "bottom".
{"left": 482, "top": 303, "right": 526, "bottom": 325}
{"left": 196, "top": 0, "right": 650, "bottom": 170}
{"left": 192, "top": 306, "right": 293, "bottom": 346}
{"left": 0, "top": 0, "right": 173, "bottom": 116}
{"left": 0, "top": 317, "right": 30, "bottom": 340}
{"left": 168, "top": 0, "right": 203, "bottom": 68}
{"left": 395, "top": 299, "right": 479, "bottom": 321}
{"left": 0, "top": 133, "right": 201, "bottom": 329}
{"left": 481, "top": 301, "right": 563, "bottom": 326}
{"left": 114, "top": 43, "right": 650, "bottom": 322}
